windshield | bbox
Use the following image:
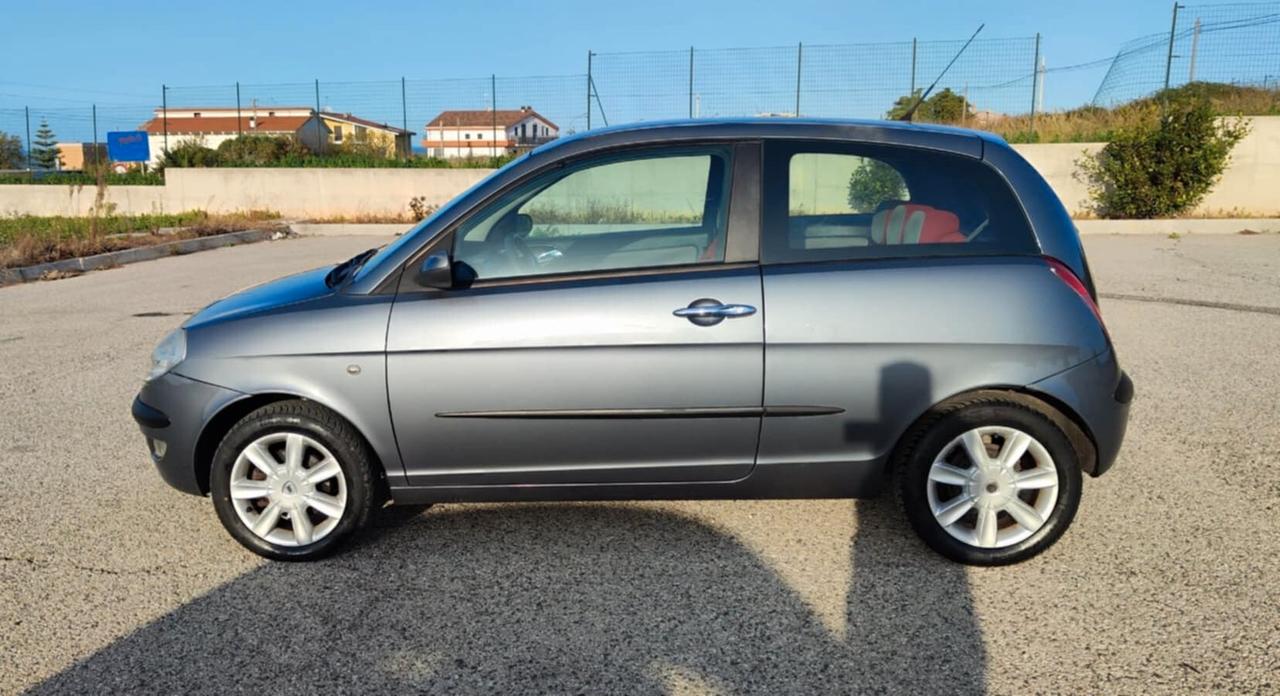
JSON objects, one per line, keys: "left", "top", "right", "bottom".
{"left": 351, "top": 159, "right": 527, "bottom": 285}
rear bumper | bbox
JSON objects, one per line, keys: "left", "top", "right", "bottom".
{"left": 1030, "top": 349, "right": 1132, "bottom": 476}
{"left": 133, "top": 372, "right": 243, "bottom": 496}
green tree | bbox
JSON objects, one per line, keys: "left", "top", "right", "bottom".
{"left": 886, "top": 88, "right": 971, "bottom": 123}
{"left": 1078, "top": 95, "right": 1249, "bottom": 218}
{"left": 847, "top": 158, "right": 908, "bottom": 211}
{"left": 30, "top": 119, "right": 62, "bottom": 170}
{"left": 0, "top": 131, "right": 23, "bottom": 169}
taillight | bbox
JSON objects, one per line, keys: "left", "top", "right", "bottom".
{"left": 1044, "top": 256, "right": 1109, "bottom": 338}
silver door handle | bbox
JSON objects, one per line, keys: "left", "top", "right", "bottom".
{"left": 673, "top": 303, "right": 757, "bottom": 319}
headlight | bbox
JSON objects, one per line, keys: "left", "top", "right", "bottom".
{"left": 147, "top": 329, "right": 187, "bottom": 381}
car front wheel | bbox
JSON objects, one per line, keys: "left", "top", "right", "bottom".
{"left": 898, "top": 393, "right": 1083, "bottom": 565}
{"left": 210, "top": 400, "right": 376, "bottom": 561}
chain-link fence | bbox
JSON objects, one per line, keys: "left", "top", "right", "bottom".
{"left": 586, "top": 37, "right": 1041, "bottom": 126}
{"left": 3, "top": 4, "right": 1278, "bottom": 171}
{"left": 1094, "top": 2, "right": 1280, "bottom": 104}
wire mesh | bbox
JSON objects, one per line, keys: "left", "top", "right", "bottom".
{"left": 1094, "top": 2, "right": 1280, "bottom": 104}
{"left": 3, "top": 8, "right": 1278, "bottom": 169}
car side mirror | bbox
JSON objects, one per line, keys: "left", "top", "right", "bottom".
{"left": 417, "top": 252, "right": 453, "bottom": 289}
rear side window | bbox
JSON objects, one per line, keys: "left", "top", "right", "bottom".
{"left": 764, "top": 143, "right": 1037, "bottom": 264}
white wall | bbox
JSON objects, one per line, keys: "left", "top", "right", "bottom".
{"left": 0, "top": 168, "right": 491, "bottom": 218}
{"left": 2, "top": 116, "right": 1277, "bottom": 219}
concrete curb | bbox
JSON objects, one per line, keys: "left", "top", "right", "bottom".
{"left": 291, "top": 223, "right": 412, "bottom": 237}
{"left": 1076, "top": 218, "right": 1280, "bottom": 235}
{"left": 0, "top": 229, "right": 279, "bottom": 286}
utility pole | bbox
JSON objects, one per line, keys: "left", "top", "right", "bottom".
{"left": 1188, "top": 18, "right": 1201, "bottom": 82}
{"left": 491, "top": 74, "right": 497, "bottom": 159}
{"left": 1164, "top": 3, "right": 1183, "bottom": 90}
{"left": 1031, "top": 33, "right": 1042, "bottom": 130}
{"left": 24, "top": 106, "right": 31, "bottom": 171}
{"left": 909, "top": 38, "right": 918, "bottom": 121}
{"left": 236, "top": 82, "right": 242, "bottom": 137}
{"left": 586, "top": 51, "right": 593, "bottom": 130}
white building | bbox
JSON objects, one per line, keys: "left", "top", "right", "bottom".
{"left": 424, "top": 107, "right": 558, "bottom": 159}
{"left": 139, "top": 106, "right": 329, "bottom": 165}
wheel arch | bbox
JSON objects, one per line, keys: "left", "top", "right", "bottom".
{"left": 884, "top": 385, "right": 1099, "bottom": 479}
{"left": 193, "top": 392, "right": 389, "bottom": 496}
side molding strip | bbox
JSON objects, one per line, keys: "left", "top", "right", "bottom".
{"left": 435, "top": 406, "right": 845, "bottom": 419}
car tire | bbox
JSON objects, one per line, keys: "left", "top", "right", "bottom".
{"left": 210, "top": 399, "right": 378, "bottom": 561}
{"left": 897, "top": 392, "right": 1083, "bottom": 565}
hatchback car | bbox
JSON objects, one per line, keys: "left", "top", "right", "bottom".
{"left": 133, "top": 119, "right": 1131, "bottom": 564}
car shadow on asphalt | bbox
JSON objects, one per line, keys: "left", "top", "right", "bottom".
{"left": 28, "top": 498, "right": 985, "bottom": 694}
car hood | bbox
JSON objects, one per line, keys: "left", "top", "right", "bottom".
{"left": 184, "top": 266, "right": 334, "bottom": 329}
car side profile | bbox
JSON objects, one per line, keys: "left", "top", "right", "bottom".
{"left": 132, "top": 119, "right": 1132, "bottom": 564}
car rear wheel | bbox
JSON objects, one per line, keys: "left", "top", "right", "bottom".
{"left": 898, "top": 394, "right": 1083, "bottom": 565}
{"left": 210, "top": 400, "right": 376, "bottom": 561}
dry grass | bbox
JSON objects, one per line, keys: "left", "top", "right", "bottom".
{"left": 0, "top": 210, "right": 283, "bottom": 269}
{"left": 923, "top": 82, "right": 1280, "bottom": 143}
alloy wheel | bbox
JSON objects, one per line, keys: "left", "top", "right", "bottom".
{"left": 228, "top": 432, "right": 348, "bottom": 547}
{"left": 925, "top": 426, "right": 1060, "bottom": 549}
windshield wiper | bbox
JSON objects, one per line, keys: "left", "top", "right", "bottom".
{"left": 324, "top": 248, "right": 378, "bottom": 288}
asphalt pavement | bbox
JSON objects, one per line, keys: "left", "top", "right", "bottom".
{"left": 1, "top": 233, "right": 1277, "bottom": 694}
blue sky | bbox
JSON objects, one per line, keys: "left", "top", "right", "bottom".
{"left": 1, "top": 0, "right": 1189, "bottom": 140}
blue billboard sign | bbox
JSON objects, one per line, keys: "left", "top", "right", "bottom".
{"left": 106, "top": 131, "right": 150, "bottom": 162}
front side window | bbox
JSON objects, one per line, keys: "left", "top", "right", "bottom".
{"left": 766, "top": 143, "right": 1036, "bottom": 263}
{"left": 452, "top": 148, "right": 732, "bottom": 282}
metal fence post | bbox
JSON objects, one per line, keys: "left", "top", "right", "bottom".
{"left": 491, "top": 74, "right": 498, "bottom": 159}
{"left": 688, "top": 46, "right": 695, "bottom": 119}
{"left": 910, "top": 38, "right": 918, "bottom": 96}
{"left": 401, "top": 76, "right": 408, "bottom": 154}
{"left": 795, "top": 42, "right": 803, "bottom": 117}
{"left": 1031, "top": 33, "right": 1041, "bottom": 132}
{"left": 236, "top": 82, "right": 242, "bottom": 137}
{"left": 91, "top": 104, "right": 98, "bottom": 168}
{"left": 314, "top": 79, "right": 323, "bottom": 152}
{"left": 1163, "top": 2, "right": 1182, "bottom": 90}
{"left": 161, "top": 85, "right": 169, "bottom": 156}
{"left": 586, "top": 51, "right": 593, "bottom": 130}
{"left": 24, "top": 106, "right": 31, "bottom": 171}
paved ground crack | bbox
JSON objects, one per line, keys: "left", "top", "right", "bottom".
{"left": 1101, "top": 292, "right": 1280, "bottom": 317}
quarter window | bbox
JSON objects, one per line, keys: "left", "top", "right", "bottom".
{"left": 452, "top": 148, "right": 732, "bottom": 282}
{"left": 766, "top": 144, "right": 1036, "bottom": 263}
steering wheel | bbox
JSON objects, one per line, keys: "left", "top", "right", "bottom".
{"left": 501, "top": 230, "right": 536, "bottom": 272}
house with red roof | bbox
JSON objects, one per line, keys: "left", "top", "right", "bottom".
{"left": 424, "top": 107, "right": 558, "bottom": 159}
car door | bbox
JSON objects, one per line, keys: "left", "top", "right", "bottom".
{"left": 756, "top": 140, "right": 1056, "bottom": 494}
{"left": 386, "top": 143, "right": 764, "bottom": 487}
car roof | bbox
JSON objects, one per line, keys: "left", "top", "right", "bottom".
{"left": 530, "top": 117, "right": 1006, "bottom": 160}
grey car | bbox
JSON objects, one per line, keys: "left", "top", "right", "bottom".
{"left": 132, "top": 119, "right": 1131, "bottom": 564}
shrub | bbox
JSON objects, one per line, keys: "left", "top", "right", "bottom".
{"left": 158, "top": 141, "right": 221, "bottom": 169}
{"left": 216, "top": 135, "right": 310, "bottom": 166}
{"left": 1077, "top": 95, "right": 1249, "bottom": 218}
{"left": 847, "top": 159, "right": 908, "bottom": 211}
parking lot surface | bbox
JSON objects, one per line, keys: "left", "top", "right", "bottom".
{"left": 2, "top": 233, "right": 1277, "bottom": 694}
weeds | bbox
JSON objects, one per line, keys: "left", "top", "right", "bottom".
{"left": 0, "top": 210, "right": 282, "bottom": 268}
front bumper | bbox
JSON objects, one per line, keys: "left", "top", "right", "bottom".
{"left": 1030, "top": 348, "right": 1133, "bottom": 476}
{"left": 132, "top": 372, "right": 244, "bottom": 496}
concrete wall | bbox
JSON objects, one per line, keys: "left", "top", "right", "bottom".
{"left": 0, "top": 167, "right": 491, "bottom": 218}
{"left": 1013, "top": 116, "right": 1280, "bottom": 216}
{"left": 1, "top": 116, "right": 1276, "bottom": 219}
{"left": 162, "top": 167, "right": 491, "bottom": 217}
